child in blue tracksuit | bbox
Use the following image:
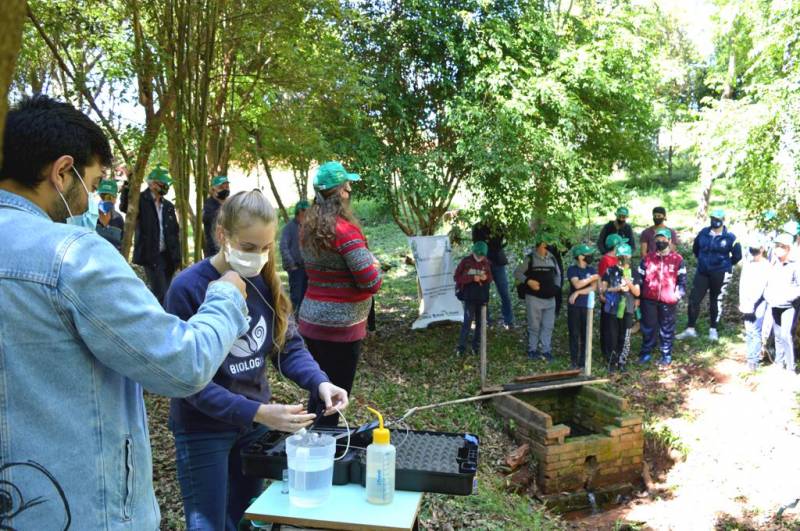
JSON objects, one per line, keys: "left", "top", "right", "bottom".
{"left": 454, "top": 241, "right": 493, "bottom": 355}
{"left": 165, "top": 190, "right": 348, "bottom": 531}
{"left": 738, "top": 235, "right": 770, "bottom": 371}
{"left": 677, "top": 208, "right": 742, "bottom": 342}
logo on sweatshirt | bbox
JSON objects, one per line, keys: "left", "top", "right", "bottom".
{"left": 230, "top": 315, "right": 268, "bottom": 358}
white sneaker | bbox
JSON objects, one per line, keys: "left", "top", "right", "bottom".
{"left": 676, "top": 327, "right": 697, "bottom": 340}
{"left": 708, "top": 328, "right": 719, "bottom": 342}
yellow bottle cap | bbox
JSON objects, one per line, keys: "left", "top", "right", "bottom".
{"left": 367, "top": 407, "right": 391, "bottom": 445}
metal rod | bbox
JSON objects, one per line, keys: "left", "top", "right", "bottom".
{"left": 391, "top": 377, "right": 609, "bottom": 425}
{"left": 480, "top": 303, "right": 487, "bottom": 389}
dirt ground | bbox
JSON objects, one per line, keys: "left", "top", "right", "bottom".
{"left": 569, "top": 344, "right": 800, "bottom": 531}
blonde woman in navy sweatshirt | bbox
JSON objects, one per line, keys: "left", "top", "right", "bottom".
{"left": 164, "top": 190, "right": 348, "bottom": 531}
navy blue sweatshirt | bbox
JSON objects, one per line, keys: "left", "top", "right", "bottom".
{"left": 164, "top": 259, "right": 329, "bottom": 433}
{"left": 692, "top": 226, "right": 742, "bottom": 274}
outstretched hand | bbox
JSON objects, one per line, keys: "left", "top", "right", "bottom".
{"left": 318, "top": 382, "right": 349, "bottom": 416}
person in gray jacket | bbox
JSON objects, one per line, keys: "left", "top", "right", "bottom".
{"left": 515, "top": 232, "right": 562, "bottom": 361}
{"left": 764, "top": 232, "right": 800, "bottom": 372}
{"left": 280, "top": 200, "right": 309, "bottom": 315}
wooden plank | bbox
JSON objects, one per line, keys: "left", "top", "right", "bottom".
{"left": 513, "top": 369, "right": 582, "bottom": 383}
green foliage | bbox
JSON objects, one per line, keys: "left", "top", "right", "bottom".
{"left": 690, "top": 0, "right": 800, "bottom": 227}
{"left": 451, "top": 1, "right": 662, "bottom": 240}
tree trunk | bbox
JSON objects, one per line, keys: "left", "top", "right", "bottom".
{"left": 695, "top": 169, "right": 715, "bottom": 227}
{"left": 0, "top": 1, "right": 26, "bottom": 168}
{"left": 121, "top": 114, "right": 162, "bottom": 259}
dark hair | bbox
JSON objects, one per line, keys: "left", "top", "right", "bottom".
{"left": 653, "top": 206, "right": 666, "bottom": 215}
{"left": 0, "top": 95, "right": 112, "bottom": 189}
{"left": 301, "top": 186, "right": 361, "bottom": 255}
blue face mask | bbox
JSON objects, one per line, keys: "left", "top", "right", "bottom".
{"left": 57, "top": 167, "right": 99, "bottom": 229}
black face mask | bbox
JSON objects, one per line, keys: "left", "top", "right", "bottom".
{"left": 157, "top": 184, "right": 169, "bottom": 196}
{"left": 583, "top": 256, "right": 594, "bottom": 265}
{"left": 616, "top": 218, "right": 626, "bottom": 225}
{"left": 749, "top": 247, "right": 761, "bottom": 256}
{"left": 653, "top": 217, "right": 665, "bottom": 226}
{"left": 216, "top": 189, "right": 230, "bottom": 200}
{"left": 710, "top": 218, "right": 723, "bottom": 229}
{"left": 655, "top": 240, "right": 669, "bottom": 251}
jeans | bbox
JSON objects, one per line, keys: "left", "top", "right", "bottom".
{"left": 288, "top": 267, "right": 308, "bottom": 316}
{"left": 567, "top": 304, "right": 588, "bottom": 368}
{"left": 490, "top": 264, "right": 515, "bottom": 326}
{"left": 640, "top": 299, "right": 677, "bottom": 360}
{"left": 459, "top": 302, "right": 485, "bottom": 352}
{"left": 771, "top": 305, "right": 798, "bottom": 371}
{"left": 744, "top": 301, "right": 767, "bottom": 366}
{"left": 687, "top": 270, "right": 731, "bottom": 328}
{"left": 144, "top": 250, "right": 176, "bottom": 305}
{"left": 305, "top": 338, "right": 362, "bottom": 428}
{"left": 526, "top": 295, "right": 556, "bottom": 354}
{"left": 174, "top": 425, "right": 269, "bottom": 531}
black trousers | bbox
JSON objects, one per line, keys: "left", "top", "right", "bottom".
{"left": 567, "top": 305, "right": 588, "bottom": 368}
{"left": 305, "top": 338, "right": 362, "bottom": 428}
{"left": 602, "top": 311, "right": 633, "bottom": 367}
{"left": 687, "top": 270, "right": 730, "bottom": 328}
{"left": 144, "top": 250, "right": 176, "bottom": 306}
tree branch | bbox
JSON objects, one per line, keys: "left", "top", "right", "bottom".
{"left": 27, "top": 4, "right": 132, "bottom": 164}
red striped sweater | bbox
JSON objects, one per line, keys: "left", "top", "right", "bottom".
{"left": 298, "top": 217, "right": 382, "bottom": 342}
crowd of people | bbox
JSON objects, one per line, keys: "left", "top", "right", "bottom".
{"left": 2, "top": 94, "right": 798, "bottom": 530}
{"left": 458, "top": 205, "right": 800, "bottom": 374}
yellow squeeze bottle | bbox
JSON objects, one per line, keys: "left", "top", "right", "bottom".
{"left": 365, "top": 407, "right": 396, "bottom": 504}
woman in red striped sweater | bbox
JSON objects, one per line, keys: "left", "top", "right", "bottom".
{"left": 299, "top": 161, "right": 383, "bottom": 427}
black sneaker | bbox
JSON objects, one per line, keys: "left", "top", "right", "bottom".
{"left": 527, "top": 350, "right": 540, "bottom": 360}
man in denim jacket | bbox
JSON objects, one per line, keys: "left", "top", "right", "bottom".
{"left": 0, "top": 96, "right": 250, "bottom": 529}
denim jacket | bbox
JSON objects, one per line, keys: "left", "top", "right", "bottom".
{"left": 0, "top": 190, "right": 249, "bottom": 530}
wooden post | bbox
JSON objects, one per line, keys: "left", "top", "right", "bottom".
{"left": 480, "top": 304, "right": 488, "bottom": 389}
{"left": 584, "top": 298, "right": 594, "bottom": 377}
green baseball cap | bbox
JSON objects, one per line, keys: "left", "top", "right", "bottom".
{"left": 775, "top": 233, "right": 794, "bottom": 246}
{"left": 534, "top": 231, "right": 554, "bottom": 245}
{"left": 472, "top": 240, "right": 488, "bottom": 256}
{"left": 97, "top": 179, "right": 118, "bottom": 196}
{"left": 710, "top": 208, "right": 726, "bottom": 219}
{"left": 147, "top": 164, "right": 173, "bottom": 185}
{"left": 615, "top": 207, "right": 629, "bottom": 217}
{"left": 313, "top": 161, "right": 360, "bottom": 191}
{"left": 615, "top": 243, "right": 633, "bottom": 257}
{"left": 211, "top": 175, "right": 229, "bottom": 187}
{"left": 605, "top": 233, "right": 628, "bottom": 249}
{"left": 745, "top": 234, "right": 767, "bottom": 249}
{"left": 571, "top": 243, "right": 595, "bottom": 258}
{"left": 783, "top": 220, "right": 800, "bottom": 236}
{"left": 295, "top": 200, "right": 310, "bottom": 212}
{"left": 655, "top": 227, "right": 672, "bottom": 239}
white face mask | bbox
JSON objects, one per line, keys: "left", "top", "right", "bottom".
{"left": 224, "top": 243, "right": 269, "bottom": 277}
{"left": 774, "top": 246, "right": 789, "bottom": 259}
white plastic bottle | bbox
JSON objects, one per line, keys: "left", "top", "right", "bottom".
{"left": 365, "top": 407, "right": 396, "bottom": 504}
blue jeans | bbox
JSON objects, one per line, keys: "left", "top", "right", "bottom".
{"left": 288, "top": 267, "right": 308, "bottom": 315}
{"left": 174, "top": 425, "right": 269, "bottom": 531}
{"left": 744, "top": 301, "right": 767, "bottom": 366}
{"left": 490, "top": 264, "right": 515, "bottom": 326}
{"left": 459, "top": 302, "right": 484, "bottom": 351}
